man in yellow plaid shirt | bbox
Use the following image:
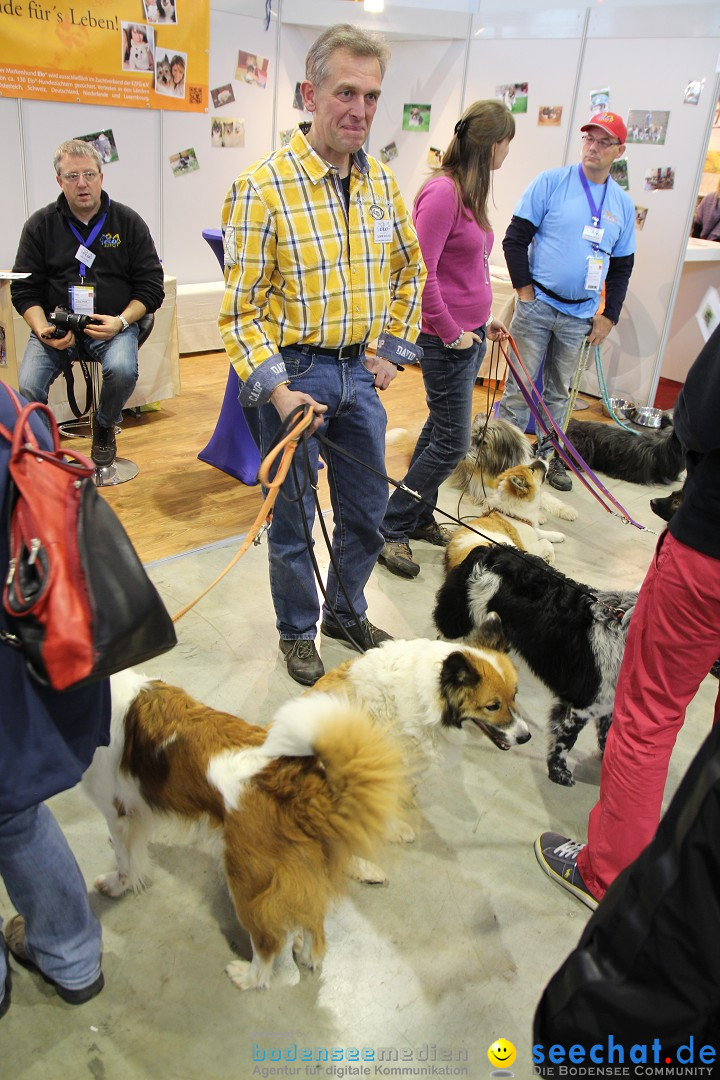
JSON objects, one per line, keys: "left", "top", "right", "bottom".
{"left": 219, "top": 24, "right": 426, "bottom": 685}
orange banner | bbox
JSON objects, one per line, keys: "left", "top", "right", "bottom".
{"left": 0, "top": 0, "right": 209, "bottom": 112}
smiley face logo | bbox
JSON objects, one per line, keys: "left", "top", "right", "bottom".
{"left": 488, "top": 1039, "right": 516, "bottom": 1070}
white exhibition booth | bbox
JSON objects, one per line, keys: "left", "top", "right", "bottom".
{"left": 0, "top": 0, "right": 718, "bottom": 408}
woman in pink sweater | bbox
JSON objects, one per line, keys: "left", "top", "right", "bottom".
{"left": 379, "top": 100, "right": 514, "bottom": 578}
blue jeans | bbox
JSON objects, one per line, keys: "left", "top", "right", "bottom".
{"left": 381, "top": 329, "right": 485, "bottom": 543}
{"left": 0, "top": 804, "right": 102, "bottom": 1001}
{"left": 497, "top": 297, "right": 592, "bottom": 451}
{"left": 19, "top": 326, "right": 140, "bottom": 429}
{"left": 243, "top": 349, "right": 388, "bottom": 639}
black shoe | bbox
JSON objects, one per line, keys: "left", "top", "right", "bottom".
{"left": 0, "top": 936, "right": 11, "bottom": 1020}
{"left": 91, "top": 416, "right": 117, "bottom": 468}
{"left": 321, "top": 617, "right": 392, "bottom": 651}
{"left": 409, "top": 520, "right": 452, "bottom": 546}
{"left": 4, "top": 915, "right": 104, "bottom": 1005}
{"left": 547, "top": 456, "right": 572, "bottom": 492}
{"left": 279, "top": 638, "right": 324, "bottom": 686}
{"left": 378, "top": 541, "right": 420, "bottom": 579}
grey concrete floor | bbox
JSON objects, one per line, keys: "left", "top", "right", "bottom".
{"left": 2, "top": 466, "right": 715, "bottom": 1080}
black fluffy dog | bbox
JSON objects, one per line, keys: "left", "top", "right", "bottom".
{"left": 434, "top": 545, "right": 636, "bottom": 786}
{"left": 565, "top": 415, "right": 684, "bottom": 486}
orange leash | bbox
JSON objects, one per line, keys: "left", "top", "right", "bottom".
{"left": 171, "top": 407, "right": 315, "bottom": 623}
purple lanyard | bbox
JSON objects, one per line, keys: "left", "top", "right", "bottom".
{"left": 66, "top": 209, "right": 108, "bottom": 279}
{"left": 577, "top": 165, "right": 608, "bottom": 252}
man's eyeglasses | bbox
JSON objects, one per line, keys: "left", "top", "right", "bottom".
{"left": 60, "top": 170, "right": 100, "bottom": 183}
{"left": 582, "top": 134, "right": 620, "bottom": 150}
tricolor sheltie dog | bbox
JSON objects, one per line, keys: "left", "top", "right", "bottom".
{"left": 82, "top": 670, "right": 409, "bottom": 991}
{"left": 445, "top": 460, "right": 567, "bottom": 570}
{"left": 433, "top": 545, "right": 636, "bottom": 786}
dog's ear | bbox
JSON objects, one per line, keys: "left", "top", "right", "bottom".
{"left": 475, "top": 612, "right": 509, "bottom": 652}
{"left": 509, "top": 473, "right": 530, "bottom": 493}
{"left": 441, "top": 651, "right": 480, "bottom": 692}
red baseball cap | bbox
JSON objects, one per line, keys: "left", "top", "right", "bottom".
{"left": 581, "top": 112, "right": 627, "bottom": 144}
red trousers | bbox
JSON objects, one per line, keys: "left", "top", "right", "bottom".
{"left": 578, "top": 531, "right": 720, "bottom": 900}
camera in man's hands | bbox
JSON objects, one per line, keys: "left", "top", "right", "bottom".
{"left": 47, "top": 306, "right": 97, "bottom": 338}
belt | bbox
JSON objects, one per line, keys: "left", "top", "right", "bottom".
{"left": 295, "top": 342, "right": 367, "bottom": 361}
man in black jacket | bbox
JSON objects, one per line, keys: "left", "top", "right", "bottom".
{"left": 11, "top": 139, "right": 164, "bottom": 467}
{"left": 498, "top": 113, "right": 635, "bottom": 490}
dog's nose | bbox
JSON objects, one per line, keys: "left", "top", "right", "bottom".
{"left": 517, "top": 729, "right": 532, "bottom": 745}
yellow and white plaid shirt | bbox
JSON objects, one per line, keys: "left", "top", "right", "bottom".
{"left": 219, "top": 127, "right": 426, "bottom": 405}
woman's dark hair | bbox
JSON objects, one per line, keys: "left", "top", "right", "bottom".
{"left": 419, "top": 100, "right": 515, "bottom": 230}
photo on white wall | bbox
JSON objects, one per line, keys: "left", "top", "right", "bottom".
{"left": 634, "top": 205, "right": 648, "bottom": 231}
{"left": 211, "top": 118, "right": 245, "bottom": 148}
{"left": 644, "top": 167, "right": 675, "bottom": 191}
{"left": 293, "top": 82, "right": 304, "bottom": 111}
{"left": 76, "top": 128, "right": 118, "bottom": 165}
{"left": 427, "top": 147, "right": 443, "bottom": 167}
{"left": 211, "top": 84, "right": 235, "bottom": 109}
{"left": 495, "top": 83, "right": 528, "bottom": 114}
{"left": 609, "top": 158, "right": 629, "bottom": 191}
{"left": 538, "top": 106, "right": 562, "bottom": 127}
{"left": 279, "top": 129, "right": 295, "bottom": 147}
{"left": 169, "top": 148, "right": 199, "bottom": 177}
{"left": 590, "top": 87, "right": 610, "bottom": 115}
{"left": 379, "top": 141, "right": 398, "bottom": 164}
{"left": 696, "top": 286, "right": 720, "bottom": 342}
{"left": 402, "top": 104, "right": 431, "bottom": 132}
{"left": 626, "top": 110, "right": 670, "bottom": 145}
{"left": 684, "top": 78, "right": 705, "bottom": 105}
{"left": 236, "top": 50, "right": 269, "bottom": 89}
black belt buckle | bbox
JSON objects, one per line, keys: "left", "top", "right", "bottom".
{"left": 337, "top": 342, "right": 365, "bottom": 361}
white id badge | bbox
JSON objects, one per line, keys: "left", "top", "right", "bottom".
{"left": 69, "top": 284, "right": 95, "bottom": 314}
{"left": 584, "top": 256, "right": 603, "bottom": 291}
{"left": 374, "top": 219, "right": 392, "bottom": 244}
{"left": 582, "top": 225, "right": 604, "bottom": 244}
{"left": 75, "top": 244, "right": 96, "bottom": 268}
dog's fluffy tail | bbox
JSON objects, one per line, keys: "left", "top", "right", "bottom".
{"left": 262, "top": 694, "right": 410, "bottom": 860}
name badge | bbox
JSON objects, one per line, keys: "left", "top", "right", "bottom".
{"left": 374, "top": 219, "right": 392, "bottom": 244}
{"left": 75, "top": 244, "right": 96, "bottom": 268}
{"left": 582, "top": 224, "right": 604, "bottom": 244}
{"left": 69, "top": 284, "right": 95, "bottom": 314}
{"left": 584, "top": 256, "right": 603, "bottom": 292}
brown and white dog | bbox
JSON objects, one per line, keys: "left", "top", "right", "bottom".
{"left": 449, "top": 413, "right": 578, "bottom": 524}
{"left": 82, "top": 670, "right": 409, "bottom": 991}
{"left": 446, "top": 461, "right": 567, "bottom": 569}
{"left": 311, "top": 637, "right": 532, "bottom": 880}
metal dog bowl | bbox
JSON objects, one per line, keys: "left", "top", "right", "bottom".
{"left": 632, "top": 406, "right": 663, "bottom": 428}
{"left": 602, "top": 397, "right": 636, "bottom": 420}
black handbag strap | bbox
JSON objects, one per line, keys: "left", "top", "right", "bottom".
{"left": 58, "top": 350, "right": 92, "bottom": 419}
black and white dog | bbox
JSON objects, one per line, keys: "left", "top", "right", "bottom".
{"left": 433, "top": 545, "right": 636, "bottom": 786}
{"left": 565, "top": 416, "right": 684, "bottom": 486}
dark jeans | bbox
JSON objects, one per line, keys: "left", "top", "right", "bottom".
{"left": 381, "top": 328, "right": 485, "bottom": 543}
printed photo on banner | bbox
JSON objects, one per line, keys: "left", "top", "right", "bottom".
{"left": 169, "top": 148, "right": 199, "bottom": 177}
{"left": 143, "top": 0, "right": 178, "bottom": 24}
{"left": 155, "top": 51, "right": 187, "bottom": 99}
{"left": 538, "top": 105, "right": 562, "bottom": 127}
{"left": 211, "top": 84, "right": 235, "bottom": 109}
{"left": 626, "top": 109, "right": 670, "bottom": 145}
{"left": 76, "top": 129, "right": 119, "bottom": 165}
{"left": 634, "top": 205, "right": 648, "bottom": 231}
{"left": 644, "top": 166, "right": 675, "bottom": 192}
{"left": 402, "top": 104, "right": 431, "bottom": 132}
{"left": 379, "top": 141, "right": 398, "bottom": 164}
{"left": 590, "top": 87, "right": 610, "bottom": 115}
{"left": 122, "top": 23, "right": 155, "bottom": 74}
{"left": 236, "top": 50, "right": 269, "bottom": 88}
{"left": 210, "top": 118, "right": 245, "bottom": 148}
{"left": 609, "top": 158, "right": 629, "bottom": 191}
{"left": 495, "top": 83, "right": 528, "bottom": 114}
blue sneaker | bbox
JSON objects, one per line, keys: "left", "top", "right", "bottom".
{"left": 534, "top": 832, "right": 598, "bottom": 910}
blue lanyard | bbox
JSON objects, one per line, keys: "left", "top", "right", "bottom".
{"left": 577, "top": 165, "right": 608, "bottom": 253}
{"left": 66, "top": 208, "right": 108, "bottom": 279}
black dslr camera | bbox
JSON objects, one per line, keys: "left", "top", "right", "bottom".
{"left": 47, "top": 306, "right": 97, "bottom": 338}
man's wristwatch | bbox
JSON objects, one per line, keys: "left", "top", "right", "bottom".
{"left": 117, "top": 315, "right": 130, "bottom": 332}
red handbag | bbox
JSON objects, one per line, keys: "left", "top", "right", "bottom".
{"left": 0, "top": 383, "right": 176, "bottom": 690}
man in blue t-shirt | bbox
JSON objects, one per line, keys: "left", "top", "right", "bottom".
{"left": 499, "top": 112, "right": 635, "bottom": 490}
